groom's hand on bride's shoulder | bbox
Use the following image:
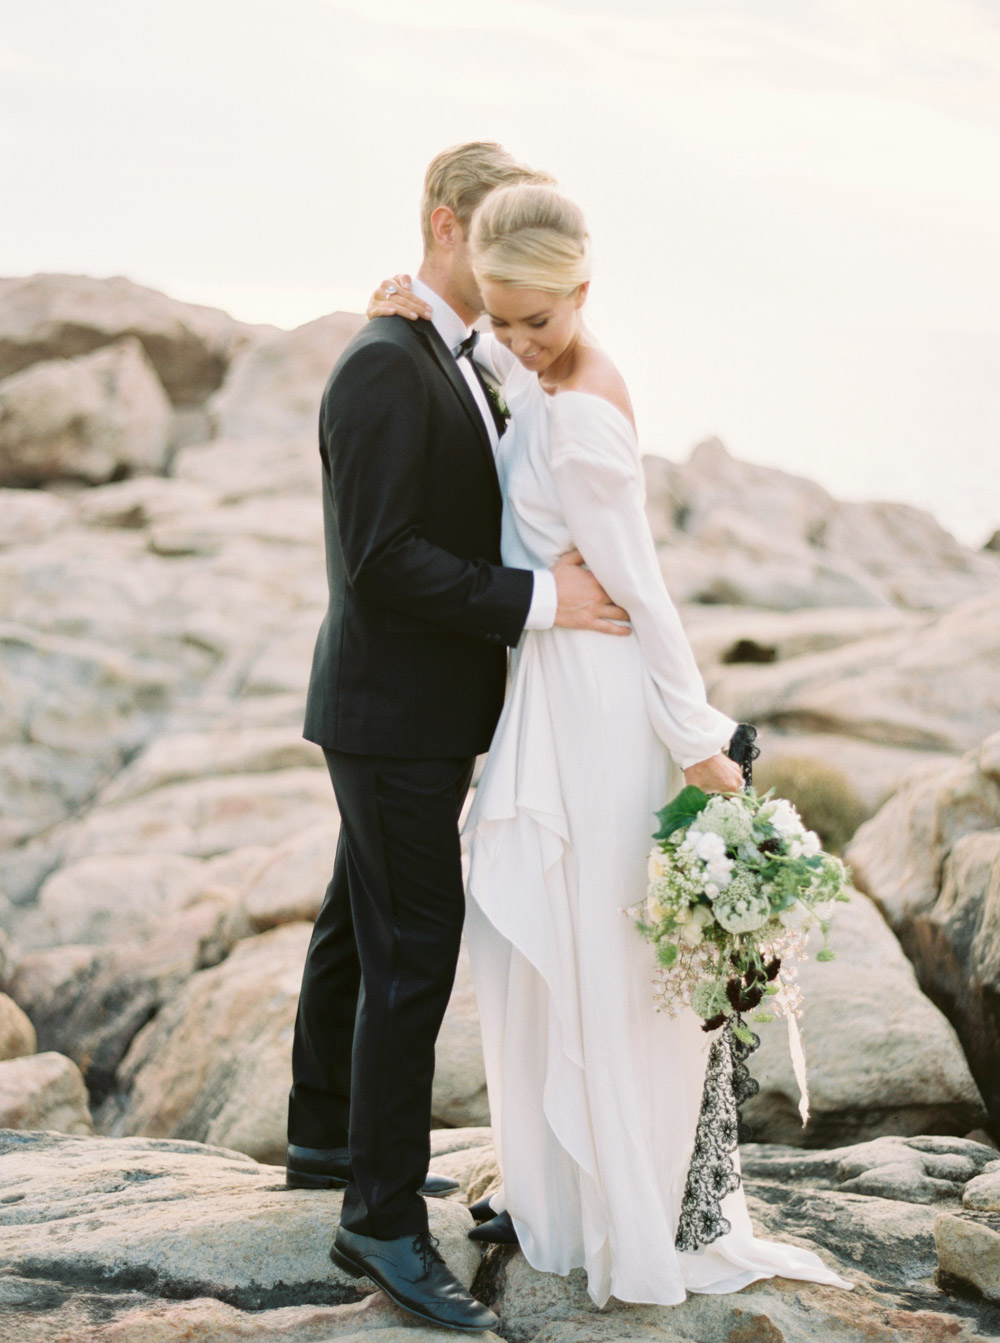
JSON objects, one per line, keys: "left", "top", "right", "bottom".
{"left": 552, "top": 550, "right": 631, "bottom": 636}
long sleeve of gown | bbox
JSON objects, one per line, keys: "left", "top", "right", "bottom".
{"left": 547, "top": 393, "right": 736, "bottom": 770}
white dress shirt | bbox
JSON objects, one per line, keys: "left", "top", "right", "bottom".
{"left": 410, "top": 277, "right": 557, "bottom": 632}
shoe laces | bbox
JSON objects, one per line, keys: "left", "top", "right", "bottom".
{"left": 411, "top": 1231, "right": 445, "bottom": 1279}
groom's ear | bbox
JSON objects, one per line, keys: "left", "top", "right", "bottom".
{"left": 428, "top": 205, "right": 461, "bottom": 251}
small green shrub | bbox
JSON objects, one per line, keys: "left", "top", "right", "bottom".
{"left": 754, "top": 755, "right": 869, "bottom": 854}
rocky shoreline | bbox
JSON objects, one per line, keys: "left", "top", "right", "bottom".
{"left": 1, "top": 274, "right": 998, "bottom": 1341}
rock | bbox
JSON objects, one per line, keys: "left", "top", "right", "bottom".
{"left": 824, "top": 1134, "right": 994, "bottom": 1203}
{"left": 847, "top": 738, "right": 1000, "bottom": 927}
{"left": 238, "top": 820, "right": 337, "bottom": 934}
{"left": 0, "top": 623, "right": 177, "bottom": 759}
{"left": 0, "top": 526, "right": 220, "bottom": 676}
{"left": 0, "top": 337, "right": 173, "bottom": 485}
{"left": 741, "top": 890, "right": 987, "bottom": 1146}
{"left": 430, "top": 1126, "right": 494, "bottom": 1158}
{"left": 114, "top": 923, "right": 311, "bottom": 1160}
{"left": 239, "top": 609, "right": 325, "bottom": 697}
{"left": 432, "top": 941, "right": 490, "bottom": 1128}
{"left": 935, "top": 1211, "right": 1000, "bottom": 1304}
{"left": 0, "top": 928, "right": 16, "bottom": 990}
{"left": 476, "top": 1247, "right": 976, "bottom": 1343}
{"left": 209, "top": 312, "right": 363, "bottom": 440}
{"left": 0, "top": 991, "right": 36, "bottom": 1060}
{"left": 707, "top": 591, "right": 1000, "bottom": 753}
{"left": 0, "top": 1130, "right": 481, "bottom": 1328}
{"left": 0, "top": 488, "right": 72, "bottom": 548}
{"left": 60, "top": 768, "right": 334, "bottom": 863}
{"left": 21, "top": 851, "right": 225, "bottom": 949}
{"left": 684, "top": 603, "right": 928, "bottom": 667}
{"left": 72, "top": 475, "right": 219, "bottom": 531}
{"left": 0, "top": 623, "right": 180, "bottom": 843}
{"left": 9, "top": 896, "right": 235, "bottom": 1105}
{"left": 751, "top": 729, "right": 950, "bottom": 820}
{"left": 147, "top": 493, "right": 323, "bottom": 560}
{"left": 645, "top": 439, "right": 1000, "bottom": 612}
{"left": 96, "top": 726, "right": 324, "bottom": 807}
{"left": 847, "top": 733, "right": 1000, "bottom": 1131}
{"left": 62, "top": 1296, "right": 504, "bottom": 1343}
{"left": 964, "top": 1169, "right": 1000, "bottom": 1213}
{"left": 473, "top": 1128, "right": 1000, "bottom": 1340}
{"left": 173, "top": 433, "right": 321, "bottom": 501}
{"left": 108, "top": 919, "right": 490, "bottom": 1164}
{"left": 0, "top": 1052, "right": 93, "bottom": 1134}
{"left": 3, "top": 1127, "right": 999, "bottom": 1342}
{"left": 906, "top": 830, "right": 1000, "bottom": 1131}
{"left": 0, "top": 273, "right": 269, "bottom": 404}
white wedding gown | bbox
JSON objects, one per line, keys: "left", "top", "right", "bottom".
{"left": 462, "top": 344, "right": 851, "bottom": 1307}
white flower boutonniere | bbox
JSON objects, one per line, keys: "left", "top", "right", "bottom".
{"left": 481, "top": 375, "right": 510, "bottom": 431}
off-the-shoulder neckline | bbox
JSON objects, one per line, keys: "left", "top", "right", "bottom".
{"left": 544, "top": 387, "right": 637, "bottom": 439}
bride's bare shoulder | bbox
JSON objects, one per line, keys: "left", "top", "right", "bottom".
{"left": 559, "top": 346, "right": 636, "bottom": 431}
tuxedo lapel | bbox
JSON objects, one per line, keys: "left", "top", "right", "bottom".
{"left": 413, "top": 320, "right": 495, "bottom": 468}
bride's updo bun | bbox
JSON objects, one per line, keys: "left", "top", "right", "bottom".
{"left": 470, "top": 184, "right": 591, "bottom": 297}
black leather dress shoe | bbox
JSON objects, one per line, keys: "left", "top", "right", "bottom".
{"left": 285, "top": 1146, "right": 459, "bottom": 1198}
{"left": 331, "top": 1226, "right": 499, "bottom": 1332}
{"left": 468, "top": 1210, "right": 518, "bottom": 1245}
{"left": 468, "top": 1194, "right": 498, "bottom": 1224}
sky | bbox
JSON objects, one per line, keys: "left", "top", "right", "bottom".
{"left": 3, "top": 0, "right": 999, "bottom": 543}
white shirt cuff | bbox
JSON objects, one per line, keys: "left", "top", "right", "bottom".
{"left": 524, "top": 569, "right": 557, "bottom": 631}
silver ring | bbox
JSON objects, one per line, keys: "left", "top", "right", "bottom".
{"left": 384, "top": 284, "right": 397, "bottom": 297}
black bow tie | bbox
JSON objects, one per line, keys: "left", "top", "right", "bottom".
{"left": 455, "top": 330, "right": 479, "bottom": 360}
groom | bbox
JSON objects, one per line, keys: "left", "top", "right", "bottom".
{"left": 288, "top": 143, "right": 630, "bottom": 1332}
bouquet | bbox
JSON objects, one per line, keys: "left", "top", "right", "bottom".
{"left": 633, "top": 784, "right": 850, "bottom": 1037}
{"left": 628, "top": 728, "right": 851, "bottom": 1252}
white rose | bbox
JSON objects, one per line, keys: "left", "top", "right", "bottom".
{"left": 704, "top": 883, "right": 719, "bottom": 900}
{"left": 694, "top": 831, "right": 727, "bottom": 863}
{"left": 673, "top": 905, "right": 692, "bottom": 925}
{"left": 691, "top": 903, "right": 714, "bottom": 926}
{"left": 802, "top": 830, "right": 822, "bottom": 857}
{"left": 648, "top": 850, "right": 668, "bottom": 881}
{"left": 679, "top": 921, "right": 704, "bottom": 946}
{"left": 645, "top": 895, "right": 665, "bottom": 922}
{"left": 705, "top": 856, "right": 734, "bottom": 888}
{"left": 768, "top": 799, "right": 805, "bottom": 839}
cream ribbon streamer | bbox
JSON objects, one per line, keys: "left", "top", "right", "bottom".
{"left": 778, "top": 977, "right": 810, "bottom": 1124}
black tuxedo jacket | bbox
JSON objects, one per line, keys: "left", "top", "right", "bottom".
{"left": 303, "top": 315, "right": 534, "bottom": 759}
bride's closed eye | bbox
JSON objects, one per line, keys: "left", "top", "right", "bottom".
{"left": 490, "top": 318, "right": 549, "bottom": 331}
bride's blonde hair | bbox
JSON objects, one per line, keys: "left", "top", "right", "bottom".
{"left": 470, "top": 184, "right": 591, "bottom": 297}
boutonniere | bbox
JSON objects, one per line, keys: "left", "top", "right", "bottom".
{"left": 481, "top": 375, "right": 510, "bottom": 431}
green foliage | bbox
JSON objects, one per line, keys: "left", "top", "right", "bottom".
{"left": 656, "top": 941, "right": 680, "bottom": 968}
{"left": 754, "top": 755, "right": 868, "bottom": 853}
{"left": 654, "top": 785, "right": 709, "bottom": 840}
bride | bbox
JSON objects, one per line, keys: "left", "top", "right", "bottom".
{"left": 369, "top": 183, "right": 850, "bottom": 1307}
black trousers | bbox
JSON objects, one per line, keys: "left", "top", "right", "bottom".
{"left": 288, "top": 748, "right": 475, "bottom": 1238}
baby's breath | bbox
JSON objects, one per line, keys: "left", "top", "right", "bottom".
{"left": 630, "top": 785, "right": 850, "bottom": 1025}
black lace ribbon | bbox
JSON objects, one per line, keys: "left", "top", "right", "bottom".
{"left": 675, "top": 1016, "right": 761, "bottom": 1252}
{"left": 726, "top": 722, "right": 760, "bottom": 790}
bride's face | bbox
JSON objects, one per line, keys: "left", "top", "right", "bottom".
{"left": 480, "top": 280, "right": 587, "bottom": 376}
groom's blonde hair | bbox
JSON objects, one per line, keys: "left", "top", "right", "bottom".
{"left": 421, "top": 142, "right": 552, "bottom": 252}
{"left": 470, "top": 184, "right": 591, "bottom": 297}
